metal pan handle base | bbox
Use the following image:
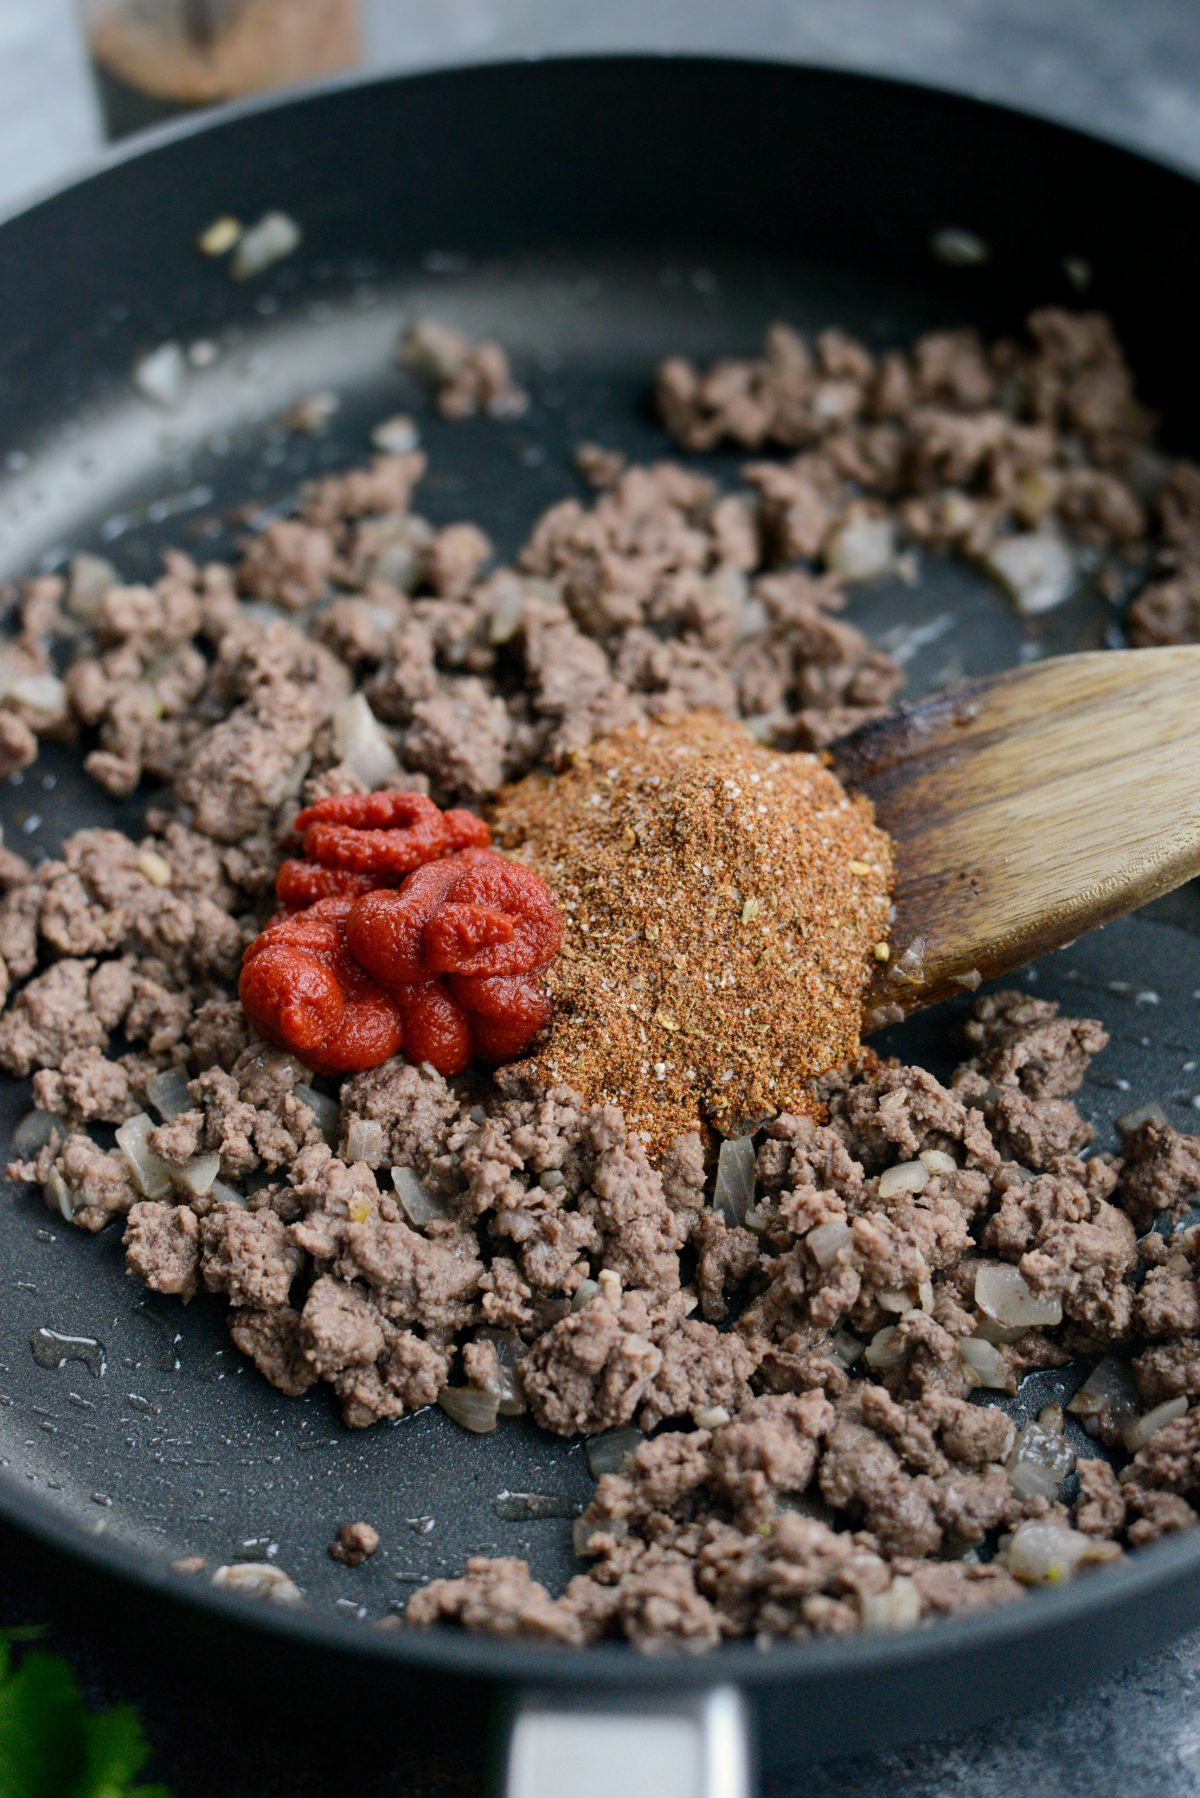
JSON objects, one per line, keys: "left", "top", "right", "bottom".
{"left": 498, "top": 1684, "right": 752, "bottom": 1798}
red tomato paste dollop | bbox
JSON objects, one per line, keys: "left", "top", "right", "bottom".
{"left": 238, "top": 794, "right": 562, "bottom": 1078}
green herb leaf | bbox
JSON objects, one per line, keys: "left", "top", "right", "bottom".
{"left": 0, "top": 1631, "right": 172, "bottom": 1798}
{"left": 77, "top": 1702, "right": 170, "bottom": 1798}
{"left": 0, "top": 1648, "right": 87, "bottom": 1798}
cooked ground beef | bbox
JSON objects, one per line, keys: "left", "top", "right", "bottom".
{"left": 329, "top": 1520, "right": 381, "bottom": 1566}
{"left": 399, "top": 319, "right": 528, "bottom": 421}
{"left": 3, "top": 305, "right": 1200, "bottom": 1652}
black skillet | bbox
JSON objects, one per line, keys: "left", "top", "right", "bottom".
{"left": 2, "top": 55, "right": 1200, "bottom": 1794}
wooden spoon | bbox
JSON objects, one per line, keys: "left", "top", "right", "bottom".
{"left": 829, "top": 646, "right": 1200, "bottom": 1028}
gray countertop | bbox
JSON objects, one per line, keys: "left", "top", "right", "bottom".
{"left": 7, "top": 0, "right": 1200, "bottom": 198}
{"left": 1, "top": 2, "right": 1199, "bottom": 1793}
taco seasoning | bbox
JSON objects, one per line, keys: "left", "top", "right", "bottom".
{"left": 490, "top": 711, "right": 892, "bottom": 1150}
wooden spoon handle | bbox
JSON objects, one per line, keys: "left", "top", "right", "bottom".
{"left": 830, "top": 647, "right": 1200, "bottom": 1025}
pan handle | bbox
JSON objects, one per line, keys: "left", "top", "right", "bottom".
{"left": 497, "top": 1684, "right": 752, "bottom": 1798}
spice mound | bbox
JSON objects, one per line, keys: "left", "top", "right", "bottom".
{"left": 240, "top": 792, "right": 563, "bottom": 1078}
{"left": 492, "top": 712, "right": 892, "bottom": 1146}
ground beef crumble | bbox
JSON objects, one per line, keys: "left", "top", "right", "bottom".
{"left": 329, "top": 1520, "right": 381, "bottom": 1566}
{"left": 3, "top": 304, "right": 1200, "bottom": 1653}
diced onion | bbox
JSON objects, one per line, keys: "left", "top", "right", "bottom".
{"left": 210, "top": 1180, "right": 248, "bottom": 1209}
{"left": 365, "top": 514, "right": 434, "bottom": 591}
{"left": 864, "top": 1326, "right": 906, "bottom": 1370}
{"left": 830, "top": 1328, "right": 865, "bottom": 1369}
{"left": 982, "top": 530, "right": 1076, "bottom": 615}
{"left": 878, "top": 1289, "right": 915, "bottom": 1314}
{"left": 711, "top": 561, "right": 749, "bottom": 615}
{"left": 931, "top": 226, "right": 989, "bottom": 266}
{"left": 133, "top": 342, "right": 186, "bottom": 408}
{"left": 0, "top": 647, "right": 34, "bottom": 701}
{"left": 959, "top": 1336, "right": 1012, "bottom": 1390}
{"left": 477, "top": 1327, "right": 525, "bottom": 1416}
{"left": 586, "top": 1426, "right": 643, "bottom": 1478}
{"left": 1122, "top": 1396, "right": 1189, "bottom": 1452}
{"left": 283, "top": 390, "right": 338, "bottom": 433}
{"left": 860, "top": 1575, "right": 921, "bottom": 1632}
{"left": 824, "top": 515, "right": 897, "bottom": 584}
{"left": 401, "top": 318, "right": 469, "bottom": 382}
{"left": 263, "top": 751, "right": 311, "bottom": 808}
{"left": 888, "top": 940, "right": 927, "bottom": 986}
{"left": 975, "top": 1262, "right": 1063, "bottom": 1328}
{"left": 778, "top": 1491, "right": 834, "bottom": 1523}
{"left": 919, "top": 1148, "right": 957, "bottom": 1175}
{"left": 344, "top": 1118, "right": 386, "bottom": 1165}
{"left": 11, "top": 1109, "right": 66, "bottom": 1158}
{"left": 1000, "top": 1520, "right": 1120, "bottom": 1585}
{"left": 293, "top": 1083, "right": 340, "bottom": 1143}
{"left": 807, "top": 1219, "right": 850, "bottom": 1269}
{"left": 115, "top": 1113, "right": 174, "bottom": 1199}
{"left": 230, "top": 210, "right": 302, "bottom": 280}
{"left": 1115, "top": 1102, "right": 1168, "bottom": 1136}
{"left": 878, "top": 1160, "right": 929, "bottom": 1199}
{"left": 572, "top": 1516, "right": 601, "bottom": 1556}
{"left": 212, "top": 1562, "right": 302, "bottom": 1604}
{"left": 488, "top": 580, "right": 526, "bottom": 646}
{"left": 67, "top": 552, "right": 118, "bottom": 620}
{"left": 173, "top": 1152, "right": 221, "bottom": 1197}
{"left": 438, "top": 1386, "right": 500, "bottom": 1434}
{"left": 371, "top": 414, "right": 420, "bottom": 454}
{"left": 496, "top": 1378, "right": 524, "bottom": 1420}
{"left": 137, "top": 850, "right": 172, "bottom": 887}
{"left": 147, "top": 1069, "right": 192, "bottom": 1121}
{"left": 974, "top": 1315, "right": 1028, "bottom": 1345}
{"left": 1011, "top": 467, "right": 1061, "bottom": 527}
{"left": 571, "top": 1278, "right": 601, "bottom": 1312}
{"left": 241, "top": 598, "right": 286, "bottom": 625}
{"left": 1006, "top": 1421, "right": 1075, "bottom": 1500}
{"left": 197, "top": 215, "right": 241, "bottom": 256}
{"left": 5, "top": 671, "right": 66, "bottom": 718}
{"left": 243, "top": 1044, "right": 303, "bottom": 1086}
{"left": 712, "top": 1135, "right": 756, "bottom": 1226}
{"left": 1067, "top": 1356, "right": 1140, "bottom": 1428}
{"left": 742, "top": 712, "right": 782, "bottom": 746}
{"left": 333, "top": 694, "right": 400, "bottom": 789}
{"left": 43, "top": 1168, "right": 77, "bottom": 1222}
{"left": 391, "top": 1166, "right": 447, "bottom": 1227}
{"left": 572, "top": 1515, "right": 627, "bottom": 1558}
{"left": 694, "top": 1405, "right": 731, "bottom": 1430}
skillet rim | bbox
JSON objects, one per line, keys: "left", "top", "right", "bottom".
{"left": 2, "top": 48, "right": 1200, "bottom": 1689}
{"left": 5, "top": 39, "right": 1200, "bottom": 238}
{"left": 5, "top": 1465, "right": 1200, "bottom": 1687}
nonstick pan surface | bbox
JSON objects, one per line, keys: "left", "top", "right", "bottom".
{"left": 2, "top": 55, "right": 1200, "bottom": 1770}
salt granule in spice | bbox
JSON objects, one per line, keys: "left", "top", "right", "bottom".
{"left": 491, "top": 711, "right": 892, "bottom": 1148}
